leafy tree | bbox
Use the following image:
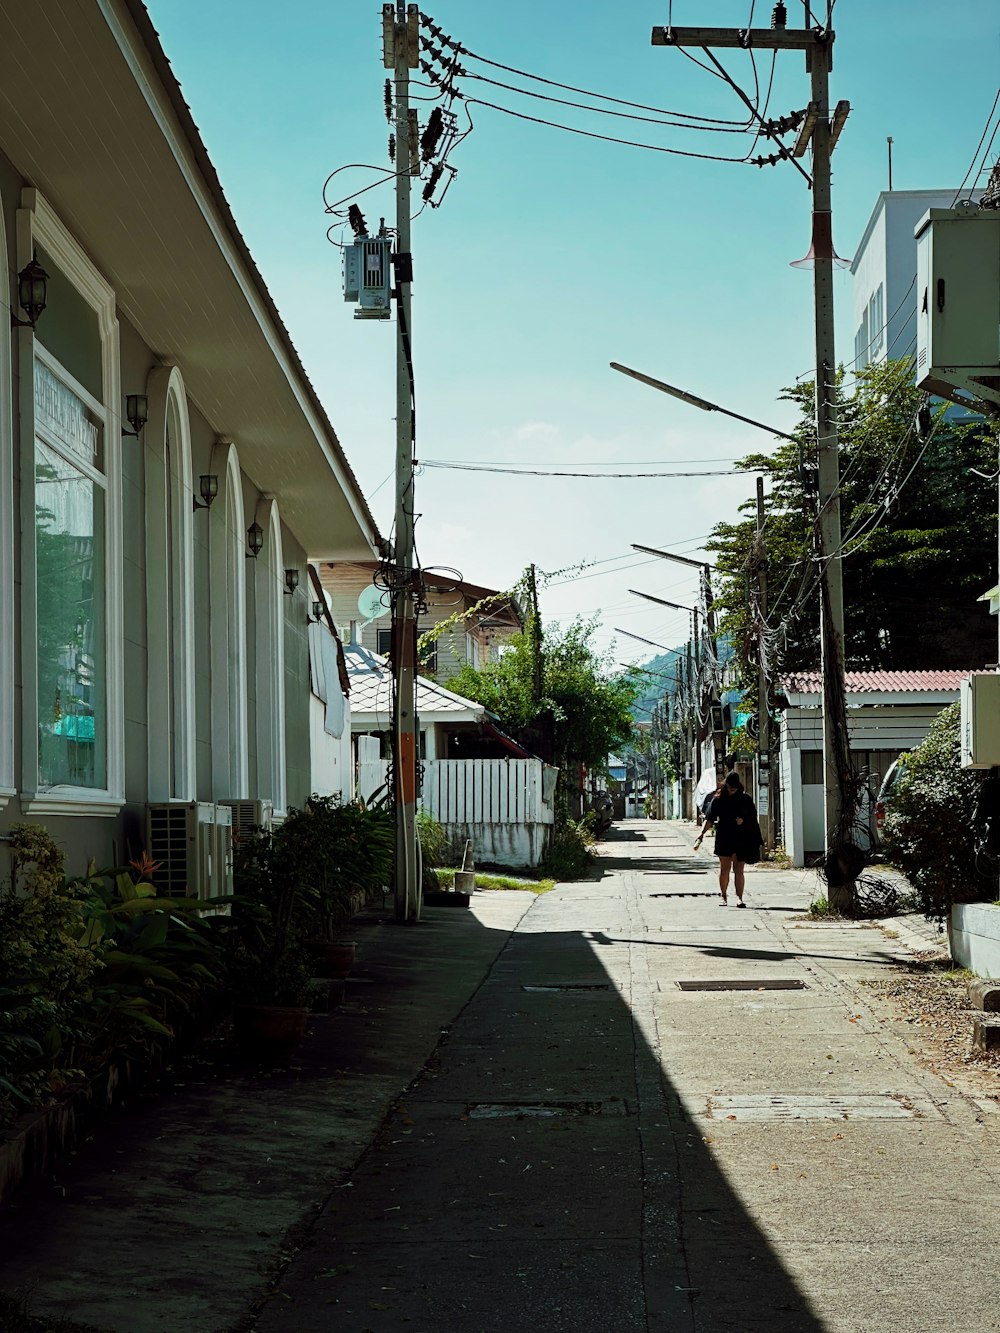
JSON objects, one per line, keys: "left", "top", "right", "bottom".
{"left": 882, "top": 702, "right": 992, "bottom": 922}
{"left": 446, "top": 616, "right": 640, "bottom": 775}
{"left": 707, "top": 360, "right": 998, "bottom": 697}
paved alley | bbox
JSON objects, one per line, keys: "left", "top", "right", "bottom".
{"left": 3, "top": 822, "right": 1000, "bottom": 1332}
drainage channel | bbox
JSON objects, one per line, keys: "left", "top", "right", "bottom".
{"left": 676, "top": 978, "right": 808, "bottom": 992}
{"left": 708, "top": 1093, "right": 929, "bottom": 1121}
{"left": 466, "top": 1099, "right": 632, "bottom": 1119}
{"left": 521, "top": 983, "right": 611, "bottom": 993}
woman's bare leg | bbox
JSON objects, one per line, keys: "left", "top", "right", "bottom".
{"left": 734, "top": 859, "right": 746, "bottom": 902}
{"left": 718, "top": 855, "right": 733, "bottom": 902}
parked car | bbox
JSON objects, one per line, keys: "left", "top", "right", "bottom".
{"left": 875, "top": 755, "right": 909, "bottom": 838}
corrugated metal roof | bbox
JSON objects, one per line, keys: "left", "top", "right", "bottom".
{"left": 784, "top": 670, "right": 970, "bottom": 694}
{"left": 344, "top": 645, "right": 486, "bottom": 719}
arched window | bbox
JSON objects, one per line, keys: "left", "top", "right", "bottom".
{"left": 209, "top": 440, "right": 248, "bottom": 798}
{"left": 249, "top": 497, "right": 286, "bottom": 814}
{"left": 144, "top": 365, "right": 195, "bottom": 801}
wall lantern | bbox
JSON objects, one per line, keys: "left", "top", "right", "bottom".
{"left": 246, "top": 521, "right": 264, "bottom": 560}
{"left": 122, "top": 394, "right": 149, "bottom": 438}
{"left": 283, "top": 568, "right": 300, "bottom": 596}
{"left": 11, "top": 253, "right": 48, "bottom": 329}
{"left": 312, "top": 600, "right": 325, "bottom": 621}
{"left": 192, "top": 474, "right": 219, "bottom": 511}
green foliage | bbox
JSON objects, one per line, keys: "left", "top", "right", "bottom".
{"left": 707, "top": 362, "right": 998, "bottom": 693}
{"left": 417, "top": 809, "right": 452, "bottom": 868}
{"left": 0, "top": 827, "right": 226, "bottom": 1130}
{"left": 227, "top": 795, "right": 393, "bottom": 1006}
{"left": 447, "top": 616, "right": 641, "bottom": 774}
{"left": 883, "top": 702, "right": 990, "bottom": 922}
{"left": 541, "top": 814, "right": 597, "bottom": 882}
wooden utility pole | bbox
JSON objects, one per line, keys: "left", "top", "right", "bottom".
{"left": 652, "top": 8, "right": 854, "bottom": 898}
{"left": 384, "top": 3, "right": 420, "bottom": 921}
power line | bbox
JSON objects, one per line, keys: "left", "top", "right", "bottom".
{"left": 418, "top": 461, "right": 765, "bottom": 478}
{"left": 951, "top": 84, "right": 1000, "bottom": 205}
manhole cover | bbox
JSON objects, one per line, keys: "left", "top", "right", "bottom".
{"left": 521, "top": 983, "right": 610, "bottom": 992}
{"left": 676, "top": 979, "right": 808, "bottom": 992}
{"left": 709, "top": 1094, "right": 920, "bottom": 1121}
{"left": 466, "top": 1100, "right": 629, "bottom": 1119}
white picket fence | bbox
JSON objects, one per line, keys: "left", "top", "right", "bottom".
{"left": 357, "top": 757, "right": 557, "bottom": 867}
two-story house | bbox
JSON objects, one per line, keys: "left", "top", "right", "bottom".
{"left": 321, "top": 562, "right": 522, "bottom": 681}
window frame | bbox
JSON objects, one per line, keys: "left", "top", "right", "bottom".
{"left": 17, "top": 189, "right": 124, "bottom": 817}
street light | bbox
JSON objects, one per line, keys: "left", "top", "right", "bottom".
{"left": 610, "top": 361, "right": 800, "bottom": 443}
{"left": 629, "top": 589, "right": 697, "bottom": 615}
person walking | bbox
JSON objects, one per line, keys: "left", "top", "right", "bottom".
{"left": 694, "top": 770, "right": 762, "bottom": 906}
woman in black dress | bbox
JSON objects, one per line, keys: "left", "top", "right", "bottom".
{"left": 695, "top": 770, "right": 761, "bottom": 906}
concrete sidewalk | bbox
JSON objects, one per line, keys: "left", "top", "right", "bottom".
{"left": 3, "top": 822, "right": 999, "bottom": 1332}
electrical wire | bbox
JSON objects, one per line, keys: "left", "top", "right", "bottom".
{"left": 418, "top": 461, "right": 765, "bottom": 478}
{"left": 419, "top": 16, "right": 751, "bottom": 126}
{"left": 951, "top": 84, "right": 1000, "bottom": 206}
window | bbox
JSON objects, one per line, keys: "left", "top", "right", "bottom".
{"left": 801, "top": 750, "right": 823, "bottom": 785}
{"left": 867, "top": 283, "right": 884, "bottom": 359}
{"left": 377, "top": 627, "right": 392, "bottom": 657}
{"left": 417, "top": 632, "right": 438, "bottom": 674}
{"left": 34, "top": 392, "right": 107, "bottom": 789}
{"left": 19, "top": 189, "right": 123, "bottom": 815}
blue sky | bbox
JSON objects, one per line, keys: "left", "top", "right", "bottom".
{"left": 147, "top": 0, "right": 999, "bottom": 669}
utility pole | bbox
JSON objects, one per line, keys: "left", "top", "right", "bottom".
{"left": 755, "top": 477, "right": 773, "bottom": 851}
{"left": 384, "top": 3, "right": 420, "bottom": 921}
{"left": 651, "top": 8, "right": 854, "bottom": 902}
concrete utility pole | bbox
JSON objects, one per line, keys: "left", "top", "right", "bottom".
{"left": 651, "top": 8, "right": 854, "bottom": 896}
{"left": 756, "top": 477, "right": 773, "bottom": 851}
{"left": 384, "top": 2, "right": 420, "bottom": 921}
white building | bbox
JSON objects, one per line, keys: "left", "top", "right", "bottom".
{"left": 850, "top": 189, "right": 981, "bottom": 370}
{"left": 778, "top": 670, "right": 965, "bottom": 867}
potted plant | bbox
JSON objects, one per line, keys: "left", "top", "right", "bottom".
{"left": 226, "top": 824, "right": 317, "bottom": 1062}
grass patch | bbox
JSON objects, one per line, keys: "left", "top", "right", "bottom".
{"left": 433, "top": 868, "right": 555, "bottom": 895}
{"left": 807, "top": 896, "right": 845, "bottom": 919}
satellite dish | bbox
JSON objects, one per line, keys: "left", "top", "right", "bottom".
{"left": 357, "top": 584, "right": 389, "bottom": 627}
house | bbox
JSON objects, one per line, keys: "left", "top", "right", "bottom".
{"left": 0, "top": 2, "right": 380, "bottom": 890}
{"left": 778, "top": 670, "right": 967, "bottom": 866}
{"left": 346, "top": 645, "right": 555, "bottom": 866}
{"left": 322, "top": 562, "right": 522, "bottom": 681}
{"left": 850, "top": 188, "right": 981, "bottom": 372}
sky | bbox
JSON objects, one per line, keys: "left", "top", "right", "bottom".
{"left": 146, "top": 0, "right": 1000, "bottom": 678}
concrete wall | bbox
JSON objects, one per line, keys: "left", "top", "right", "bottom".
{"left": 951, "top": 904, "right": 1000, "bottom": 976}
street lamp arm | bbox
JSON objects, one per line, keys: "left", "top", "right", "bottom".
{"left": 614, "top": 627, "right": 675, "bottom": 652}
{"left": 609, "top": 361, "right": 801, "bottom": 444}
{"left": 629, "top": 589, "right": 697, "bottom": 615}
{"left": 631, "top": 544, "right": 715, "bottom": 571}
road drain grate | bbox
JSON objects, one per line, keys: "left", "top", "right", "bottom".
{"left": 709, "top": 1094, "right": 921, "bottom": 1121}
{"left": 676, "top": 978, "right": 808, "bottom": 992}
{"left": 521, "top": 983, "right": 610, "bottom": 992}
{"left": 466, "top": 1100, "right": 629, "bottom": 1119}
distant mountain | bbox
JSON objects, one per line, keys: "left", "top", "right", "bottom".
{"left": 629, "top": 649, "right": 681, "bottom": 721}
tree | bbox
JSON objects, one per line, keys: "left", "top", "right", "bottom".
{"left": 446, "top": 617, "right": 640, "bottom": 776}
{"left": 707, "top": 360, "right": 998, "bottom": 699}
{"left": 882, "top": 702, "right": 993, "bottom": 922}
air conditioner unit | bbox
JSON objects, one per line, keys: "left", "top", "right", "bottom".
{"left": 219, "top": 798, "right": 273, "bottom": 839}
{"left": 960, "top": 673, "right": 1000, "bottom": 769}
{"left": 145, "top": 802, "right": 233, "bottom": 904}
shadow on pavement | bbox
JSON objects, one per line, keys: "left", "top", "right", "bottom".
{"left": 0, "top": 833, "right": 828, "bottom": 1333}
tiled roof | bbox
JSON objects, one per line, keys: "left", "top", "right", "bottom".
{"left": 784, "top": 670, "right": 969, "bottom": 694}
{"left": 344, "top": 645, "right": 486, "bottom": 719}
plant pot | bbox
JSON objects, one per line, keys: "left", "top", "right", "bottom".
{"left": 310, "top": 940, "right": 357, "bottom": 979}
{"left": 232, "top": 1003, "right": 309, "bottom": 1062}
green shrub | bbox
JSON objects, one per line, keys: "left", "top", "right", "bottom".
{"left": 883, "top": 702, "right": 991, "bottom": 922}
{"left": 416, "top": 809, "right": 452, "bottom": 868}
{"left": 541, "top": 816, "right": 596, "bottom": 881}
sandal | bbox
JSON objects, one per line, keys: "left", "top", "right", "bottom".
{"left": 736, "top": 900, "right": 747, "bottom": 908}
